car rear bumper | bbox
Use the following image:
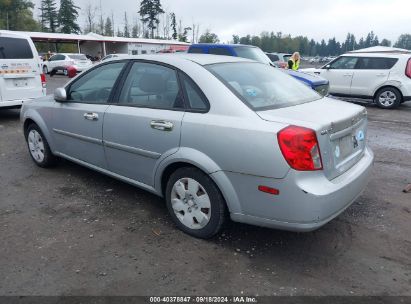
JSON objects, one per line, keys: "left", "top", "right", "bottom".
{"left": 0, "top": 98, "right": 37, "bottom": 108}
{"left": 214, "top": 146, "right": 374, "bottom": 232}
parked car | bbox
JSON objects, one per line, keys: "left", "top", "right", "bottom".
{"left": 0, "top": 30, "right": 46, "bottom": 109}
{"left": 302, "top": 52, "right": 411, "bottom": 108}
{"left": 266, "top": 52, "right": 292, "bottom": 68}
{"left": 21, "top": 54, "right": 373, "bottom": 238}
{"left": 188, "top": 44, "right": 329, "bottom": 96}
{"left": 101, "top": 54, "right": 129, "bottom": 62}
{"left": 42, "top": 53, "right": 93, "bottom": 75}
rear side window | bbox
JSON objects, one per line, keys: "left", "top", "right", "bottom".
{"left": 209, "top": 48, "right": 232, "bottom": 56}
{"left": 0, "top": 37, "right": 33, "bottom": 59}
{"left": 356, "top": 57, "right": 398, "bottom": 70}
{"left": 68, "top": 54, "right": 87, "bottom": 60}
{"left": 180, "top": 73, "right": 209, "bottom": 111}
{"left": 188, "top": 47, "right": 204, "bottom": 54}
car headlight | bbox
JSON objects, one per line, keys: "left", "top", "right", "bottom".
{"left": 315, "top": 83, "right": 329, "bottom": 97}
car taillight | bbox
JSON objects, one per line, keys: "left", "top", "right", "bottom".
{"left": 277, "top": 125, "right": 323, "bottom": 171}
{"left": 405, "top": 58, "right": 411, "bottom": 79}
{"left": 40, "top": 73, "right": 46, "bottom": 88}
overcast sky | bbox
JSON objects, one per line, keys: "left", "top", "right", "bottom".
{"left": 34, "top": 0, "right": 409, "bottom": 43}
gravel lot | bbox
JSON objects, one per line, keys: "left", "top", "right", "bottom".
{"left": 0, "top": 74, "right": 410, "bottom": 296}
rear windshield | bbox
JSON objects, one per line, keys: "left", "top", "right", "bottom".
{"left": 0, "top": 37, "right": 33, "bottom": 59}
{"left": 206, "top": 62, "right": 322, "bottom": 110}
{"left": 68, "top": 54, "right": 88, "bottom": 60}
{"left": 234, "top": 47, "right": 272, "bottom": 65}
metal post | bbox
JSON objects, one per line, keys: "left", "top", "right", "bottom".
{"left": 102, "top": 41, "right": 106, "bottom": 57}
{"left": 78, "top": 40, "right": 81, "bottom": 53}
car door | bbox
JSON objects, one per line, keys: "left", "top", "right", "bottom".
{"left": 48, "top": 54, "right": 60, "bottom": 70}
{"left": 313, "top": 56, "right": 358, "bottom": 95}
{"left": 350, "top": 57, "right": 397, "bottom": 96}
{"left": 103, "top": 61, "right": 186, "bottom": 186}
{"left": 51, "top": 61, "right": 127, "bottom": 168}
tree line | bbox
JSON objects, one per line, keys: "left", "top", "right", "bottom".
{"left": 1, "top": 0, "right": 411, "bottom": 55}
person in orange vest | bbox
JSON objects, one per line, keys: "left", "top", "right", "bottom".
{"left": 287, "top": 52, "right": 301, "bottom": 70}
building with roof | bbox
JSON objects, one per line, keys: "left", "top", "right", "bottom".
{"left": 348, "top": 46, "right": 411, "bottom": 54}
{"left": 12, "top": 31, "right": 190, "bottom": 58}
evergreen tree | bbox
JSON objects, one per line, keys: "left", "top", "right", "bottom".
{"left": 394, "top": 34, "right": 411, "bottom": 50}
{"left": 232, "top": 35, "right": 240, "bottom": 44}
{"left": 116, "top": 28, "right": 123, "bottom": 37}
{"left": 380, "top": 39, "right": 391, "bottom": 47}
{"left": 104, "top": 17, "right": 113, "bottom": 36}
{"left": 132, "top": 23, "right": 140, "bottom": 38}
{"left": 139, "top": 0, "right": 165, "bottom": 38}
{"left": 123, "top": 12, "right": 130, "bottom": 37}
{"left": 40, "top": 0, "right": 59, "bottom": 32}
{"left": 1, "top": 0, "right": 40, "bottom": 31}
{"left": 58, "top": 0, "right": 80, "bottom": 34}
{"left": 170, "top": 12, "right": 177, "bottom": 40}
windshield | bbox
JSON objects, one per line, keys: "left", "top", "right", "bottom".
{"left": 68, "top": 54, "right": 88, "bottom": 60}
{"left": 206, "top": 62, "right": 322, "bottom": 110}
{"left": 234, "top": 47, "right": 272, "bottom": 65}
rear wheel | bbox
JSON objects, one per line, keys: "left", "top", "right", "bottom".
{"left": 165, "top": 167, "right": 226, "bottom": 239}
{"left": 374, "top": 87, "right": 401, "bottom": 109}
{"left": 63, "top": 69, "right": 68, "bottom": 76}
{"left": 25, "top": 124, "right": 56, "bottom": 167}
{"left": 43, "top": 65, "right": 48, "bottom": 74}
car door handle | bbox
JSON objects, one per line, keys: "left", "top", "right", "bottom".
{"left": 343, "top": 73, "right": 353, "bottom": 77}
{"left": 376, "top": 73, "right": 387, "bottom": 77}
{"left": 84, "top": 112, "right": 98, "bottom": 121}
{"left": 314, "top": 71, "right": 321, "bottom": 75}
{"left": 150, "top": 120, "right": 173, "bottom": 131}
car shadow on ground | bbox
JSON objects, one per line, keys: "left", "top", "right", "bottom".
{"left": 0, "top": 109, "right": 20, "bottom": 122}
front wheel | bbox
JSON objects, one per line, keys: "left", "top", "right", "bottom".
{"left": 374, "top": 87, "right": 401, "bottom": 109}
{"left": 165, "top": 167, "right": 227, "bottom": 239}
{"left": 26, "top": 124, "right": 57, "bottom": 167}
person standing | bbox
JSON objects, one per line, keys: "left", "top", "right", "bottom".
{"left": 288, "top": 52, "right": 301, "bottom": 70}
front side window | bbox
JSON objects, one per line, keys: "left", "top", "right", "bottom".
{"left": 355, "top": 57, "right": 398, "bottom": 70}
{"left": 0, "top": 37, "right": 33, "bottom": 59}
{"left": 329, "top": 56, "right": 358, "bottom": 69}
{"left": 67, "top": 62, "right": 126, "bottom": 103}
{"left": 118, "top": 62, "right": 183, "bottom": 110}
{"left": 267, "top": 54, "right": 280, "bottom": 62}
{"left": 207, "top": 62, "right": 321, "bottom": 110}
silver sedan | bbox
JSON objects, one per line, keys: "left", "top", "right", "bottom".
{"left": 21, "top": 54, "right": 374, "bottom": 238}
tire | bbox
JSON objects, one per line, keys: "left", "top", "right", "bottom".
{"left": 165, "top": 167, "right": 227, "bottom": 239}
{"left": 25, "top": 124, "right": 57, "bottom": 168}
{"left": 43, "top": 65, "right": 48, "bottom": 74}
{"left": 374, "top": 87, "right": 402, "bottom": 109}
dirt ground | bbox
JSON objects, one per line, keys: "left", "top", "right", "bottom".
{"left": 0, "top": 75, "right": 410, "bottom": 296}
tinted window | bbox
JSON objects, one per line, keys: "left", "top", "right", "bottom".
{"left": 266, "top": 54, "right": 280, "bottom": 62}
{"left": 180, "top": 73, "right": 208, "bottom": 111}
{"left": 355, "top": 57, "right": 398, "bottom": 70}
{"left": 207, "top": 62, "right": 321, "bottom": 110}
{"left": 188, "top": 47, "right": 204, "bottom": 54}
{"left": 209, "top": 48, "right": 232, "bottom": 56}
{"left": 0, "top": 37, "right": 33, "bottom": 59}
{"left": 329, "top": 56, "right": 358, "bottom": 69}
{"left": 234, "top": 47, "right": 272, "bottom": 65}
{"left": 67, "top": 62, "right": 126, "bottom": 103}
{"left": 118, "top": 62, "right": 183, "bottom": 110}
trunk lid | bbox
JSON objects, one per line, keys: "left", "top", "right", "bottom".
{"left": 257, "top": 97, "right": 368, "bottom": 180}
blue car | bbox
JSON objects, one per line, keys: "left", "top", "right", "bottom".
{"left": 188, "top": 44, "right": 329, "bottom": 96}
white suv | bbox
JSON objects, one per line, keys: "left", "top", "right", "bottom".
{"left": 43, "top": 53, "right": 93, "bottom": 75}
{"left": 0, "top": 31, "right": 46, "bottom": 109}
{"left": 303, "top": 52, "right": 411, "bottom": 109}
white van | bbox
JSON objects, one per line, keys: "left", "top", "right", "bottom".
{"left": 0, "top": 31, "right": 46, "bottom": 108}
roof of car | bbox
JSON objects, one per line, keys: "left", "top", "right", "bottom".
{"left": 109, "top": 53, "right": 254, "bottom": 66}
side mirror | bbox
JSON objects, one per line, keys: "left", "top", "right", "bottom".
{"left": 54, "top": 88, "right": 67, "bottom": 102}
{"left": 325, "top": 64, "right": 331, "bottom": 70}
